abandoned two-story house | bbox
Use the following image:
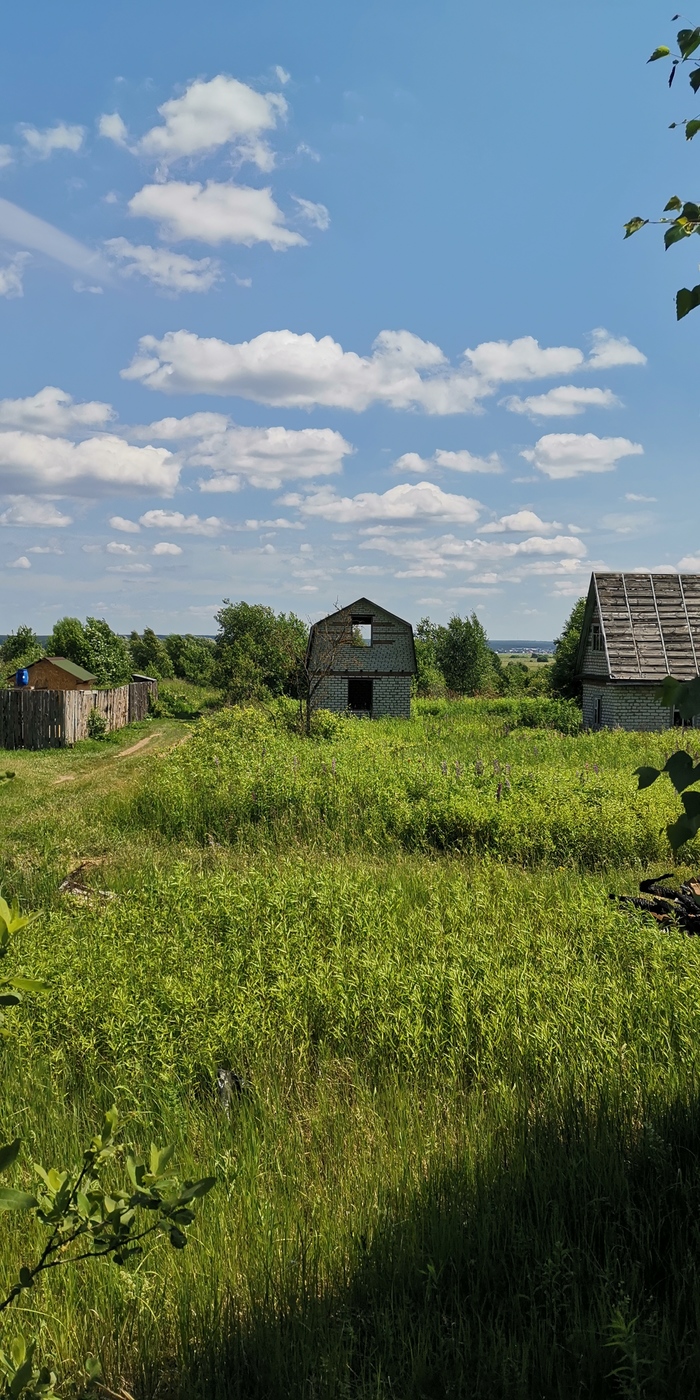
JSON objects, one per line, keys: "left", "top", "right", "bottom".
{"left": 576, "top": 572, "right": 700, "bottom": 730}
{"left": 307, "top": 598, "right": 417, "bottom": 718}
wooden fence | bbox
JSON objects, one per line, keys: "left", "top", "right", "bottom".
{"left": 0, "top": 680, "right": 157, "bottom": 750}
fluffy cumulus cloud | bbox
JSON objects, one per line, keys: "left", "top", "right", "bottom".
{"left": 521, "top": 433, "right": 644, "bottom": 479}
{"left": 0, "top": 252, "right": 30, "bottom": 299}
{"left": 587, "top": 328, "right": 647, "bottom": 369}
{"left": 109, "top": 515, "right": 141, "bottom": 533}
{"left": 122, "top": 326, "right": 646, "bottom": 414}
{"left": 138, "top": 509, "right": 224, "bottom": 535}
{"left": 502, "top": 386, "right": 621, "bottom": 418}
{"left": 98, "top": 113, "right": 128, "bottom": 146}
{"left": 7, "top": 555, "right": 30, "bottom": 569}
{"left": 394, "top": 448, "right": 503, "bottom": 474}
{"left": 0, "top": 432, "right": 178, "bottom": 494}
{"left": 152, "top": 541, "right": 182, "bottom": 555}
{"left": 0, "top": 386, "right": 115, "bottom": 433}
{"left": 105, "top": 238, "right": 221, "bottom": 293}
{"left": 142, "top": 417, "right": 352, "bottom": 491}
{"left": 359, "top": 530, "right": 586, "bottom": 579}
{"left": 19, "top": 122, "right": 84, "bottom": 158}
{"left": 0, "top": 496, "right": 72, "bottom": 527}
{"left": 294, "top": 481, "right": 482, "bottom": 525}
{"left": 479, "top": 510, "right": 563, "bottom": 534}
{"left": 128, "top": 180, "right": 305, "bottom": 250}
{"left": 131, "top": 75, "right": 288, "bottom": 170}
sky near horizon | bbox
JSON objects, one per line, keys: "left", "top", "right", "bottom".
{"left": 0, "top": 0, "right": 697, "bottom": 639}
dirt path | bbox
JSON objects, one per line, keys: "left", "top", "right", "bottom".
{"left": 117, "top": 731, "right": 162, "bottom": 758}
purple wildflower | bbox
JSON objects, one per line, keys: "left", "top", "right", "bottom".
{"left": 496, "top": 782, "right": 503, "bottom": 802}
{"left": 475, "top": 760, "right": 484, "bottom": 776}
{"left": 441, "top": 760, "right": 448, "bottom": 775}
{"left": 493, "top": 759, "right": 500, "bottom": 774}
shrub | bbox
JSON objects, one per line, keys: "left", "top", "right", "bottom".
{"left": 86, "top": 708, "right": 107, "bottom": 740}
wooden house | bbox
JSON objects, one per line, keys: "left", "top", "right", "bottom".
{"left": 307, "top": 598, "right": 417, "bottom": 718}
{"left": 23, "top": 657, "right": 97, "bottom": 690}
{"left": 576, "top": 572, "right": 700, "bottom": 729}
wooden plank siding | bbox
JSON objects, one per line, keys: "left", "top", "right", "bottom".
{"left": 0, "top": 681, "right": 156, "bottom": 749}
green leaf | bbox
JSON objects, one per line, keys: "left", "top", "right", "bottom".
{"left": 18, "top": 1268, "right": 33, "bottom": 1290}
{"left": 85, "top": 1355, "right": 103, "bottom": 1384}
{"left": 668, "top": 790, "right": 700, "bottom": 849}
{"left": 678, "top": 26, "right": 700, "bottom": 59}
{"left": 9, "top": 1356, "right": 34, "bottom": 1399}
{"left": 665, "top": 221, "right": 691, "bottom": 249}
{"left": 665, "top": 195, "right": 683, "bottom": 211}
{"left": 0, "top": 1139, "right": 20, "bottom": 1174}
{"left": 677, "top": 283, "right": 700, "bottom": 319}
{"left": 168, "top": 1224, "right": 187, "bottom": 1249}
{"left": 660, "top": 675, "right": 700, "bottom": 717}
{"left": 664, "top": 749, "right": 700, "bottom": 793}
{"left": 9, "top": 1339, "right": 26, "bottom": 1369}
{"left": 648, "top": 45, "right": 671, "bottom": 61}
{"left": 682, "top": 202, "right": 700, "bottom": 221}
{"left": 635, "top": 765, "right": 661, "bottom": 790}
{"left": 690, "top": 68, "right": 700, "bottom": 93}
{"left": 179, "top": 1175, "right": 216, "bottom": 1203}
{"left": 0, "top": 1188, "right": 38, "bottom": 1211}
{"left": 6, "top": 976, "right": 49, "bottom": 994}
{"left": 0, "top": 992, "right": 21, "bottom": 1007}
{"left": 624, "top": 217, "right": 649, "bottom": 239}
{"left": 687, "top": 119, "right": 700, "bottom": 140}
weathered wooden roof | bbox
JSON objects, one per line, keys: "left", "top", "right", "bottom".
{"left": 577, "top": 573, "right": 700, "bottom": 681}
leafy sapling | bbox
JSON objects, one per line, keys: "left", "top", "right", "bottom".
{"left": 635, "top": 677, "right": 700, "bottom": 848}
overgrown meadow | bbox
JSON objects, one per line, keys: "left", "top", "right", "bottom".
{"left": 3, "top": 697, "right": 700, "bottom": 1398}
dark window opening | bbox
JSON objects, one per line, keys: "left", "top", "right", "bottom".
{"left": 674, "top": 708, "right": 685, "bottom": 727}
{"left": 590, "top": 623, "right": 603, "bottom": 652}
{"left": 593, "top": 695, "right": 602, "bottom": 726}
{"left": 348, "top": 677, "right": 373, "bottom": 713}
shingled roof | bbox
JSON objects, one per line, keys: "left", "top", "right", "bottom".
{"left": 577, "top": 573, "right": 700, "bottom": 681}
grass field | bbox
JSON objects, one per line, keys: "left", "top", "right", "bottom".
{"left": 2, "top": 696, "right": 700, "bottom": 1397}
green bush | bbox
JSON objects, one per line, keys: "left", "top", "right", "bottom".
{"left": 86, "top": 708, "right": 107, "bottom": 740}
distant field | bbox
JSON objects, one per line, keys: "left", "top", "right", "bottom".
{"left": 2, "top": 697, "right": 700, "bottom": 1397}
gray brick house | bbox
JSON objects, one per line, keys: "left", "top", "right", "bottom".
{"left": 576, "top": 572, "right": 700, "bottom": 730}
{"left": 307, "top": 597, "right": 417, "bottom": 718}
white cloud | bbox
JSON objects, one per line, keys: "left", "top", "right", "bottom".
{"left": 7, "top": 555, "right": 30, "bottom": 569}
{"left": 107, "top": 562, "right": 151, "bottom": 574}
{"left": 626, "top": 492, "right": 656, "bottom": 502}
{"left": 296, "top": 481, "right": 482, "bottom": 525}
{"left": 600, "top": 512, "right": 651, "bottom": 535}
{"left": 0, "top": 432, "right": 178, "bottom": 494}
{"left": 502, "top": 386, "right": 621, "bottom": 418}
{"left": 19, "top": 123, "right": 85, "bottom": 158}
{"left": 132, "top": 413, "right": 351, "bottom": 489}
{"left": 479, "top": 510, "right": 563, "bottom": 534}
{"left": 0, "top": 252, "right": 29, "bottom": 299}
{"left": 106, "top": 540, "right": 139, "bottom": 555}
{"left": 0, "top": 146, "right": 13, "bottom": 168}
{"left": 152, "top": 541, "right": 182, "bottom": 555}
{"left": 0, "top": 496, "right": 72, "bottom": 527}
{"left": 291, "top": 196, "right": 330, "bottom": 230}
{"left": 129, "top": 180, "right": 305, "bottom": 251}
{"left": 105, "top": 237, "right": 221, "bottom": 293}
{"left": 274, "top": 66, "right": 291, "bottom": 85}
{"left": 521, "top": 433, "right": 643, "bottom": 480}
{"left": 98, "top": 113, "right": 128, "bottom": 146}
{"left": 138, "top": 509, "right": 224, "bottom": 535}
{"left": 464, "top": 335, "right": 585, "bottom": 383}
{"left": 122, "top": 327, "right": 481, "bottom": 411}
{"left": 0, "top": 386, "right": 114, "bottom": 433}
{"left": 587, "top": 328, "right": 647, "bottom": 369}
{"left": 131, "top": 411, "right": 230, "bottom": 441}
{"left": 0, "top": 197, "right": 110, "bottom": 282}
{"left": 393, "top": 447, "right": 503, "bottom": 475}
{"left": 109, "top": 515, "right": 140, "bottom": 533}
{"left": 27, "top": 545, "right": 63, "bottom": 554}
{"left": 359, "top": 530, "right": 586, "bottom": 579}
{"left": 136, "top": 76, "right": 287, "bottom": 170}
{"left": 679, "top": 555, "right": 700, "bottom": 570}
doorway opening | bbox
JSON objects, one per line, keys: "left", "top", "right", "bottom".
{"left": 348, "top": 677, "right": 373, "bottom": 714}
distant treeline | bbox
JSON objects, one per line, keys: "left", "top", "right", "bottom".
{"left": 1, "top": 597, "right": 586, "bottom": 703}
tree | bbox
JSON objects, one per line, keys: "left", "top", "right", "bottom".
{"left": 129, "top": 628, "right": 174, "bottom": 679}
{"left": 625, "top": 21, "right": 700, "bottom": 318}
{"left": 434, "top": 613, "right": 495, "bottom": 695}
{"left": 0, "top": 628, "right": 42, "bottom": 676}
{"left": 549, "top": 597, "right": 586, "bottom": 702}
{"left": 413, "top": 618, "right": 447, "bottom": 697}
{"left": 46, "top": 618, "right": 132, "bottom": 687}
{"left": 213, "top": 601, "right": 307, "bottom": 703}
{"left": 164, "top": 634, "right": 216, "bottom": 684}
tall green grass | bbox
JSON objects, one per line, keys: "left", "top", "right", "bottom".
{"left": 113, "top": 699, "right": 697, "bottom": 868}
{"left": 3, "top": 700, "right": 700, "bottom": 1396}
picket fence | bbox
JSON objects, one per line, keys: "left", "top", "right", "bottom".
{"left": 0, "top": 680, "right": 157, "bottom": 750}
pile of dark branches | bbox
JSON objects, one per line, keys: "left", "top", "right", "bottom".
{"left": 610, "top": 874, "right": 700, "bottom": 934}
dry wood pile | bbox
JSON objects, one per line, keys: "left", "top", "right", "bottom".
{"left": 611, "top": 874, "right": 700, "bottom": 934}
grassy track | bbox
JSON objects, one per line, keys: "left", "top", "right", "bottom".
{"left": 2, "top": 698, "right": 700, "bottom": 1397}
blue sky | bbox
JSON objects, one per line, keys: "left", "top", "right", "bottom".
{"left": 0, "top": 0, "right": 696, "bottom": 638}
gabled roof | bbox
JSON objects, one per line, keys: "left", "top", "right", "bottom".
{"left": 28, "top": 655, "right": 97, "bottom": 682}
{"left": 576, "top": 573, "right": 700, "bottom": 681}
{"left": 313, "top": 597, "right": 414, "bottom": 630}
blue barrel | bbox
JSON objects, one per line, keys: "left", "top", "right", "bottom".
{"left": 15, "top": 668, "right": 29, "bottom": 688}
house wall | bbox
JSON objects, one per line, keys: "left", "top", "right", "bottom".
{"left": 581, "top": 605, "right": 609, "bottom": 677}
{"left": 582, "top": 682, "right": 678, "bottom": 731}
{"left": 308, "top": 604, "right": 415, "bottom": 676}
{"left": 25, "top": 659, "right": 92, "bottom": 691}
{"left": 311, "top": 673, "right": 411, "bottom": 718}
